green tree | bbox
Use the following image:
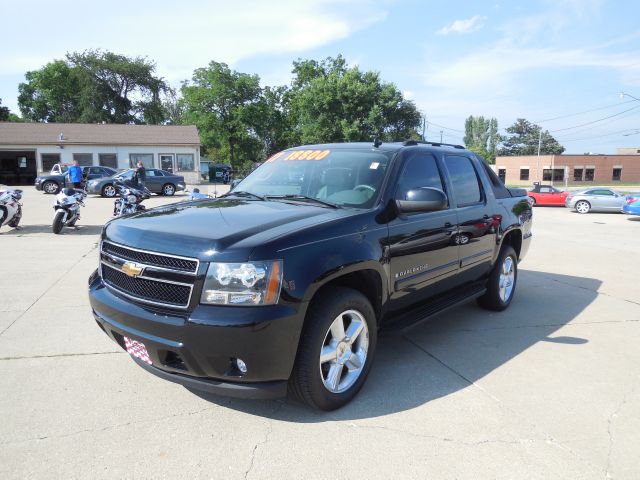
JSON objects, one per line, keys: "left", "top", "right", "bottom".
{"left": 254, "top": 85, "right": 295, "bottom": 156}
{"left": 18, "top": 51, "right": 170, "bottom": 124}
{"left": 0, "top": 98, "right": 11, "bottom": 121}
{"left": 464, "top": 115, "right": 498, "bottom": 163}
{"left": 181, "top": 61, "right": 264, "bottom": 169}
{"left": 498, "top": 118, "right": 565, "bottom": 156}
{"left": 18, "top": 60, "right": 83, "bottom": 122}
{"left": 289, "top": 56, "right": 421, "bottom": 144}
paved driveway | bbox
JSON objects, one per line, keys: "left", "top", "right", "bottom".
{"left": 1, "top": 188, "right": 639, "bottom": 479}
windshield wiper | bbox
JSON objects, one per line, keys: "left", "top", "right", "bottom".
{"left": 266, "top": 194, "right": 341, "bottom": 209}
{"left": 221, "top": 190, "right": 267, "bottom": 201}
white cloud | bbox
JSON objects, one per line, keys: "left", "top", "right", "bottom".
{"left": 0, "top": 0, "right": 387, "bottom": 82}
{"left": 437, "top": 15, "right": 486, "bottom": 35}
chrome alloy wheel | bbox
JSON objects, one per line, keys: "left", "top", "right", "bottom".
{"left": 499, "top": 256, "right": 515, "bottom": 303}
{"left": 44, "top": 182, "right": 58, "bottom": 194}
{"left": 103, "top": 185, "right": 116, "bottom": 197}
{"left": 319, "top": 309, "right": 369, "bottom": 394}
{"left": 575, "top": 201, "right": 590, "bottom": 214}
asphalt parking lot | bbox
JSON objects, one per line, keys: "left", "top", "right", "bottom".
{"left": 1, "top": 187, "right": 639, "bottom": 479}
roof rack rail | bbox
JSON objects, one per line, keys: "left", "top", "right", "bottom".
{"left": 402, "top": 140, "right": 465, "bottom": 149}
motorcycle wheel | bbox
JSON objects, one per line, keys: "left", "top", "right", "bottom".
{"left": 8, "top": 206, "right": 22, "bottom": 228}
{"left": 52, "top": 210, "right": 65, "bottom": 234}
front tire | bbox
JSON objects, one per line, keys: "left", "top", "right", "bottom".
{"left": 528, "top": 196, "right": 536, "bottom": 206}
{"left": 575, "top": 200, "right": 591, "bottom": 214}
{"left": 477, "top": 245, "right": 518, "bottom": 311}
{"left": 290, "top": 286, "right": 377, "bottom": 411}
{"left": 52, "top": 210, "right": 65, "bottom": 234}
{"left": 43, "top": 181, "right": 59, "bottom": 194}
{"left": 162, "top": 183, "right": 176, "bottom": 196}
{"left": 7, "top": 206, "right": 21, "bottom": 228}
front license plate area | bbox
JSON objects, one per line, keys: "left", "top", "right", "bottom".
{"left": 124, "top": 336, "right": 152, "bottom": 365}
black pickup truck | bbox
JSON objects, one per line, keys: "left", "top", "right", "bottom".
{"left": 89, "top": 141, "right": 532, "bottom": 410}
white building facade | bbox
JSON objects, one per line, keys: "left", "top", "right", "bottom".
{"left": 0, "top": 123, "right": 201, "bottom": 185}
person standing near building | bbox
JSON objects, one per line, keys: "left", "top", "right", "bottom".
{"left": 133, "top": 159, "right": 146, "bottom": 187}
{"left": 67, "top": 159, "right": 84, "bottom": 188}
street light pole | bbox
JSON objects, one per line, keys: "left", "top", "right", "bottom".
{"left": 620, "top": 92, "right": 640, "bottom": 102}
{"left": 536, "top": 128, "right": 542, "bottom": 183}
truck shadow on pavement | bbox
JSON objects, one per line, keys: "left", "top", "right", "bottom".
{"left": 190, "top": 269, "right": 599, "bottom": 421}
{"left": 0, "top": 224, "right": 104, "bottom": 236}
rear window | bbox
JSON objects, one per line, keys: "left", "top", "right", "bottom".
{"left": 444, "top": 155, "right": 483, "bottom": 206}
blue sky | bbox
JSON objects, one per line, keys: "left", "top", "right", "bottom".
{"left": 1, "top": 0, "right": 639, "bottom": 153}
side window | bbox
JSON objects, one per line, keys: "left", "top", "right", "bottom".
{"left": 395, "top": 153, "right": 445, "bottom": 201}
{"left": 540, "top": 187, "right": 551, "bottom": 193}
{"left": 445, "top": 155, "right": 483, "bottom": 207}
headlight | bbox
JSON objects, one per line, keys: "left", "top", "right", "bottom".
{"left": 200, "top": 260, "right": 282, "bottom": 306}
{"left": 126, "top": 194, "right": 137, "bottom": 203}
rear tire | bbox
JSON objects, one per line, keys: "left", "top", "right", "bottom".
{"left": 289, "top": 286, "right": 377, "bottom": 411}
{"left": 102, "top": 184, "right": 117, "bottom": 198}
{"left": 52, "top": 210, "right": 65, "bottom": 234}
{"left": 477, "top": 245, "right": 518, "bottom": 311}
{"left": 575, "top": 200, "right": 591, "bottom": 214}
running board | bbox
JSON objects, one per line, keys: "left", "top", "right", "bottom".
{"left": 383, "top": 284, "right": 487, "bottom": 333}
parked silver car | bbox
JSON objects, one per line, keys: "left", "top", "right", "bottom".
{"left": 565, "top": 187, "right": 626, "bottom": 214}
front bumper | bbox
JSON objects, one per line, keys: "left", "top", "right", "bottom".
{"left": 89, "top": 270, "right": 305, "bottom": 399}
{"left": 34, "top": 180, "right": 43, "bottom": 191}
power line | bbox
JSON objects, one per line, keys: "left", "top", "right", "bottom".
{"left": 550, "top": 105, "right": 640, "bottom": 133}
{"left": 534, "top": 99, "right": 637, "bottom": 123}
{"left": 558, "top": 129, "right": 640, "bottom": 142}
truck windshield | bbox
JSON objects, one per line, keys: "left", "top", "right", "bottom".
{"left": 235, "top": 148, "right": 393, "bottom": 208}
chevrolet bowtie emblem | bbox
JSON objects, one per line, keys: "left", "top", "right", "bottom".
{"left": 121, "top": 262, "right": 144, "bottom": 278}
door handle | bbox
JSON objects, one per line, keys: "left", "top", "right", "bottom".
{"left": 444, "top": 222, "right": 452, "bottom": 227}
{"left": 482, "top": 214, "right": 490, "bottom": 219}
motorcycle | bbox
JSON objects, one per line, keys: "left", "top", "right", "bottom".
{"left": 113, "top": 180, "right": 151, "bottom": 217}
{"left": 0, "top": 188, "right": 23, "bottom": 231}
{"left": 52, "top": 187, "right": 87, "bottom": 234}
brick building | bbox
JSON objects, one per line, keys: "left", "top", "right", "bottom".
{"left": 493, "top": 154, "right": 640, "bottom": 186}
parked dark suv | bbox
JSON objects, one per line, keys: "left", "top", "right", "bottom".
{"left": 89, "top": 141, "right": 532, "bottom": 410}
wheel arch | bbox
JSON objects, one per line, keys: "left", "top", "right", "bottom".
{"left": 499, "top": 227, "right": 523, "bottom": 260}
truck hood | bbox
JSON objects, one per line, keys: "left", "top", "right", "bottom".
{"left": 103, "top": 198, "right": 338, "bottom": 261}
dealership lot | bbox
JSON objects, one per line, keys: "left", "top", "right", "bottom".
{"left": 1, "top": 187, "right": 639, "bottom": 479}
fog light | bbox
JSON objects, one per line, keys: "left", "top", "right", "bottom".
{"left": 235, "top": 358, "right": 247, "bottom": 374}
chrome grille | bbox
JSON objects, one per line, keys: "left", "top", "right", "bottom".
{"left": 100, "top": 241, "right": 199, "bottom": 309}
{"left": 102, "top": 241, "right": 198, "bottom": 273}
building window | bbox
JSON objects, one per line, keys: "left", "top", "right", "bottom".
{"left": 99, "top": 154, "right": 117, "bottom": 169}
{"left": 585, "top": 168, "right": 595, "bottom": 181}
{"left": 176, "top": 153, "right": 195, "bottom": 171}
{"left": 573, "top": 168, "right": 583, "bottom": 181}
{"left": 520, "top": 168, "right": 529, "bottom": 181}
{"left": 129, "top": 153, "right": 154, "bottom": 169}
{"left": 41, "top": 154, "right": 60, "bottom": 172}
{"left": 73, "top": 153, "right": 93, "bottom": 166}
{"left": 542, "top": 168, "right": 563, "bottom": 181}
{"left": 612, "top": 168, "right": 622, "bottom": 181}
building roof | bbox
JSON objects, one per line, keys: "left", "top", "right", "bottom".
{"left": 0, "top": 122, "right": 200, "bottom": 146}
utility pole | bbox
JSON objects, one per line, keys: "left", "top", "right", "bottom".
{"left": 536, "top": 128, "right": 543, "bottom": 183}
{"left": 440, "top": 131, "right": 443, "bottom": 143}
{"left": 422, "top": 117, "right": 426, "bottom": 141}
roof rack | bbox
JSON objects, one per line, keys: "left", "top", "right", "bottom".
{"left": 402, "top": 140, "right": 465, "bottom": 149}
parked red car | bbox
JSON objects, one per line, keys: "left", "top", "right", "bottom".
{"left": 528, "top": 184, "right": 569, "bottom": 206}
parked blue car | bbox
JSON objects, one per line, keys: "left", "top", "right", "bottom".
{"left": 622, "top": 194, "right": 640, "bottom": 215}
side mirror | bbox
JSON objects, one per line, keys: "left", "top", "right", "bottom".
{"left": 396, "top": 187, "right": 448, "bottom": 214}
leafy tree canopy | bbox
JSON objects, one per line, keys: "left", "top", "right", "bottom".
{"left": 498, "top": 118, "right": 565, "bottom": 156}
{"left": 18, "top": 50, "right": 170, "bottom": 124}
{"left": 289, "top": 55, "right": 421, "bottom": 144}
{"left": 464, "top": 115, "right": 498, "bottom": 163}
